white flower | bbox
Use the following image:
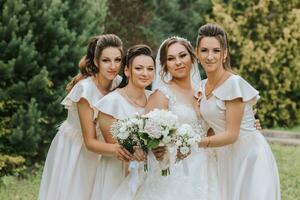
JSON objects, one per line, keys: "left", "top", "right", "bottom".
{"left": 119, "top": 125, "right": 127, "bottom": 133}
{"left": 118, "top": 130, "right": 129, "bottom": 140}
{"left": 177, "top": 124, "right": 193, "bottom": 136}
{"left": 162, "top": 136, "right": 172, "bottom": 144}
{"left": 175, "top": 140, "right": 182, "bottom": 147}
{"left": 180, "top": 146, "right": 190, "bottom": 155}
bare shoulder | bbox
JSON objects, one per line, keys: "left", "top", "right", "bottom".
{"left": 145, "top": 90, "right": 169, "bottom": 112}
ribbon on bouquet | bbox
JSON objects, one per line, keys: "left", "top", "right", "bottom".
{"left": 128, "top": 160, "right": 140, "bottom": 195}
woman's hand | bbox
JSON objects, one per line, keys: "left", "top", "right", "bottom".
{"left": 152, "top": 146, "right": 166, "bottom": 161}
{"left": 113, "top": 144, "right": 133, "bottom": 162}
{"left": 254, "top": 119, "right": 261, "bottom": 130}
{"left": 176, "top": 149, "right": 191, "bottom": 160}
{"left": 133, "top": 147, "right": 147, "bottom": 162}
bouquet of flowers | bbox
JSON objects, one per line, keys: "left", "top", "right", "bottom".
{"left": 110, "top": 115, "right": 146, "bottom": 154}
{"left": 175, "top": 123, "right": 201, "bottom": 162}
{"left": 140, "top": 109, "right": 178, "bottom": 176}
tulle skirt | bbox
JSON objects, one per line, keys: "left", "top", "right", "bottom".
{"left": 111, "top": 147, "right": 221, "bottom": 200}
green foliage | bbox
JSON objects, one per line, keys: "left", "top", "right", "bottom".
{"left": 104, "top": 0, "right": 212, "bottom": 49}
{"left": 0, "top": 0, "right": 107, "bottom": 175}
{"left": 0, "top": 154, "right": 25, "bottom": 177}
{"left": 104, "top": 0, "right": 155, "bottom": 48}
{"left": 206, "top": 0, "right": 300, "bottom": 127}
{"left": 148, "top": 0, "right": 212, "bottom": 47}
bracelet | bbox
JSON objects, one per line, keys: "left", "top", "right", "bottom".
{"left": 206, "top": 136, "right": 211, "bottom": 148}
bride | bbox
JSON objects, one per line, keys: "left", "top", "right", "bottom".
{"left": 111, "top": 36, "right": 221, "bottom": 200}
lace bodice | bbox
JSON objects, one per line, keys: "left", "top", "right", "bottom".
{"left": 157, "top": 85, "right": 203, "bottom": 136}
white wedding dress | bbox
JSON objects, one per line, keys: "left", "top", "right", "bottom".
{"left": 111, "top": 84, "right": 221, "bottom": 200}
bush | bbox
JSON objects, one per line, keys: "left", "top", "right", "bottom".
{"left": 0, "top": 0, "right": 107, "bottom": 175}
{"left": 206, "top": 0, "right": 300, "bottom": 127}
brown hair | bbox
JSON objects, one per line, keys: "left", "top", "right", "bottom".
{"left": 159, "top": 37, "right": 197, "bottom": 82}
{"left": 66, "top": 34, "right": 123, "bottom": 91}
{"left": 196, "top": 23, "right": 231, "bottom": 71}
{"left": 118, "top": 44, "right": 155, "bottom": 88}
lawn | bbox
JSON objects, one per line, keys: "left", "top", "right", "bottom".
{"left": 0, "top": 144, "right": 299, "bottom": 199}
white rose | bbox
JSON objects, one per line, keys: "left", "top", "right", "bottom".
{"left": 180, "top": 146, "right": 190, "bottom": 155}
{"left": 162, "top": 136, "right": 172, "bottom": 144}
{"left": 175, "top": 140, "right": 182, "bottom": 147}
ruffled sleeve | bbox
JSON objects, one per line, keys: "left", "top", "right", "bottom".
{"left": 94, "top": 91, "right": 128, "bottom": 120}
{"left": 61, "top": 78, "right": 102, "bottom": 119}
{"left": 213, "top": 75, "right": 260, "bottom": 108}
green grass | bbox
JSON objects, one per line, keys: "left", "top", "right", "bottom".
{"left": 0, "top": 166, "right": 42, "bottom": 200}
{"left": 0, "top": 144, "right": 299, "bottom": 199}
{"left": 271, "top": 144, "right": 300, "bottom": 200}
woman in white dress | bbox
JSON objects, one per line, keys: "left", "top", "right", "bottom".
{"left": 91, "top": 45, "right": 155, "bottom": 200}
{"left": 38, "top": 34, "right": 131, "bottom": 200}
{"left": 196, "top": 23, "right": 281, "bottom": 200}
{"left": 111, "top": 37, "right": 221, "bottom": 200}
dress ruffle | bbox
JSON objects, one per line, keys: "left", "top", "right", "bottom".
{"left": 213, "top": 75, "right": 260, "bottom": 105}
{"left": 94, "top": 93, "right": 128, "bottom": 119}
{"left": 61, "top": 78, "right": 103, "bottom": 120}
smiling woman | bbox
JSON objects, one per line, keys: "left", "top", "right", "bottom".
{"left": 38, "top": 34, "right": 125, "bottom": 200}
{"left": 90, "top": 45, "right": 156, "bottom": 200}
{"left": 196, "top": 23, "right": 281, "bottom": 200}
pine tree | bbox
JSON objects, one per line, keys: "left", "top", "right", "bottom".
{"left": 0, "top": 0, "right": 107, "bottom": 175}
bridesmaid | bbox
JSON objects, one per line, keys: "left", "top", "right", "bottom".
{"left": 196, "top": 23, "right": 281, "bottom": 200}
{"left": 91, "top": 45, "right": 155, "bottom": 200}
{"left": 38, "top": 34, "right": 132, "bottom": 200}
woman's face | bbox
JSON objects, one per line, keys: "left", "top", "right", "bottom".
{"left": 125, "top": 55, "right": 155, "bottom": 88}
{"left": 166, "top": 42, "right": 193, "bottom": 79}
{"left": 95, "top": 47, "right": 122, "bottom": 80}
{"left": 197, "top": 37, "right": 226, "bottom": 74}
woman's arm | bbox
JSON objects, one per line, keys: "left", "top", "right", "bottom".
{"left": 145, "top": 90, "right": 169, "bottom": 113}
{"left": 77, "top": 98, "right": 132, "bottom": 161}
{"left": 198, "top": 98, "right": 245, "bottom": 147}
{"left": 145, "top": 90, "right": 169, "bottom": 160}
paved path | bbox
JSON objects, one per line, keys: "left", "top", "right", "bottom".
{"left": 262, "top": 129, "right": 300, "bottom": 146}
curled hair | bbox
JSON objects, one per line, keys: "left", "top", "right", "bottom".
{"left": 159, "top": 36, "right": 197, "bottom": 82}
{"left": 118, "top": 45, "right": 155, "bottom": 88}
{"left": 196, "top": 23, "right": 231, "bottom": 71}
{"left": 66, "top": 34, "right": 123, "bottom": 91}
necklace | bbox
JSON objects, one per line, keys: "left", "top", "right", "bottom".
{"left": 205, "top": 72, "right": 228, "bottom": 98}
{"left": 123, "top": 87, "right": 147, "bottom": 108}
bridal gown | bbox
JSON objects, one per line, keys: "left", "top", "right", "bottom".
{"left": 38, "top": 76, "right": 120, "bottom": 200}
{"left": 111, "top": 84, "right": 221, "bottom": 200}
{"left": 199, "top": 75, "right": 281, "bottom": 200}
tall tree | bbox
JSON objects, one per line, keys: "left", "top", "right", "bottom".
{"left": 104, "top": 0, "right": 212, "bottom": 50}
{"left": 0, "top": 0, "right": 106, "bottom": 175}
